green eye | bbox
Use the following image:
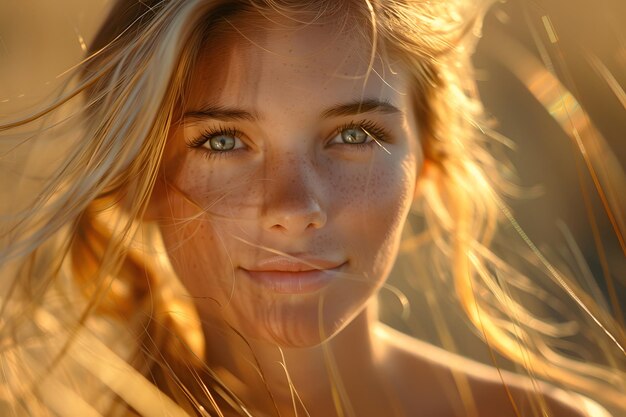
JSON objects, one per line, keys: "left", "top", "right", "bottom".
{"left": 207, "top": 135, "right": 237, "bottom": 151}
{"left": 341, "top": 128, "right": 369, "bottom": 144}
{"left": 187, "top": 127, "right": 246, "bottom": 160}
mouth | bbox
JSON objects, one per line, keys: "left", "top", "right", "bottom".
{"left": 240, "top": 257, "right": 348, "bottom": 294}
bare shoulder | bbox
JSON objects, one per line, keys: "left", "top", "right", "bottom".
{"left": 373, "top": 322, "right": 612, "bottom": 417}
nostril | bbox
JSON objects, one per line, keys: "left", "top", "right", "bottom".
{"left": 307, "top": 210, "right": 327, "bottom": 230}
{"left": 270, "top": 223, "right": 287, "bottom": 232}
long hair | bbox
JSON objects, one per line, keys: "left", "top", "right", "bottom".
{"left": 1, "top": 0, "right": 624, "bottom": 415}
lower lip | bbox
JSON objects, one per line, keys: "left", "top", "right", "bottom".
{"left": 240, "top": 263, "right": 346, "bottom": 294}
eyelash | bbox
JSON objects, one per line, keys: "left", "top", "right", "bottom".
{"left": 186, "top": 120, "right": 392, "bottom": 160}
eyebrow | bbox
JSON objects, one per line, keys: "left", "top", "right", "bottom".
{"left": 183, "top": 98, "right": 401, "bottom": 122}
{"left": 183, "top": 106, "right": 258, "bottom": 122}
{"left": 321, "top": 98, "right": 401, "bottom": 118}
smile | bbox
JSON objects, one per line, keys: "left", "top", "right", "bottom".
{"left": 240, "top": 257, "right": 348, "bottom": 294}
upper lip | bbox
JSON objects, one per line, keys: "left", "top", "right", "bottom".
{"left": 242, "top": 255, "right": 346, "bottom": 272}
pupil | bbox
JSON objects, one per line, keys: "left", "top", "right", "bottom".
{"left": 343, "top": 128, "right": 366, "bottom": 144}
{"left": 211, "top": 135, "right": 234, "bottom": 150}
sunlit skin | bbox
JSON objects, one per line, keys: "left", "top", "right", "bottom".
{"left": 149, "top": 12, "right": 592, "bottom": 417}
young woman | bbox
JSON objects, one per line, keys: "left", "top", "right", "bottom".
{"left": 1, "top": 0, "right": 623, "bottom": 416}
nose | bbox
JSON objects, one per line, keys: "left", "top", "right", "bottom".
{"left": 260, "top": 155, "right": 327, "bottom": 235}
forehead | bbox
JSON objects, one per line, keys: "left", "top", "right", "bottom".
{"left": 184, "top": 12, "right": 409, "bottom": 113}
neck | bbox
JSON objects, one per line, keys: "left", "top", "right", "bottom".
{"left": 201, "top": 304, "right": 385, "bottom": 416}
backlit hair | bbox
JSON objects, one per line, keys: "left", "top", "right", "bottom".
{"left": 1, "top": 1, "right": 623, "bottom": 415}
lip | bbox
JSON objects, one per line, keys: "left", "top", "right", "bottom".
{"left": 240, "top": 256, "right": 347, "bottom": 294}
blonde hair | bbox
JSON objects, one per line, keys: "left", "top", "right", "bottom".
{"left": 1, "top": 0, "right": 624, "bottom": 415}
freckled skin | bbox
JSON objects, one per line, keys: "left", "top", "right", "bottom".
{"left": 154, "top": 16, "right": 422, "bottom": 349}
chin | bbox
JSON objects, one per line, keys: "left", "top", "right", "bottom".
{"left": 227, "top": 286, "right": 373, "bottom": 348}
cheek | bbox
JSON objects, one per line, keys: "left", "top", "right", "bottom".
{"left": 324, "top": 151, "right": 418, "bottom": 276}
{"left": 156, "top": 151, "right": 247, "bottom": 303}
{"left": 170, "top": 154, "right": 262, "bottom": 215}
{"left": 157, "top": 197, "right": 233, "bottom": 301}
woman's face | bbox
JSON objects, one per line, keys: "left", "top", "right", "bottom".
{"left": 154, "top": 13, "right": 422, "bottom": 347}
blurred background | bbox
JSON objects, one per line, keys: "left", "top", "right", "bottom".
{"left": 1, "top": 0, "right": 624, "bottom": 390}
